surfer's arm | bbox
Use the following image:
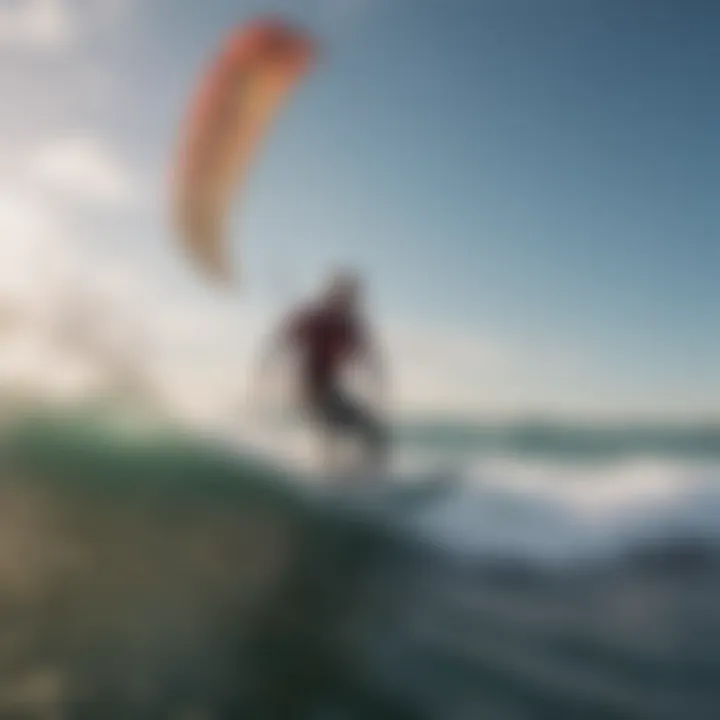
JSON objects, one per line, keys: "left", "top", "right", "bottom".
{"left": 248, "top": 313, "right": 301, "bottom": 409}
{"left": 257, "top": 315, "right": 298, "bottom": 369}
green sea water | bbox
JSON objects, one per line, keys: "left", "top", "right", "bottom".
{"left": 0, "top": 406, "right": 717, "bottom": 719}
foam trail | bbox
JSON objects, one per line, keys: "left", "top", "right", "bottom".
{"left": 180, "top": 410, "right": 720, "bottom": 566}
{"left": 410, "top": 457, "right": 720, "bottom": 565}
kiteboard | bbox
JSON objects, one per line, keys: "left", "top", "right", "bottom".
{"left": 313, "top": 467, "right": 462, "bottom": 518}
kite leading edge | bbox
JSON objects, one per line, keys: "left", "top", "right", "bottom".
{"left": 173, "top": 18, "right": 317, "bottom": 285}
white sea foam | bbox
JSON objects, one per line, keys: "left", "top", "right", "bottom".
{"left": 409, "top": 456, "right": 720, "bottom": 565}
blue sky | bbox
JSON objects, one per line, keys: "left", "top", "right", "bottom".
{"left": 0, "top": 0, "right": 718, "bottom": 419}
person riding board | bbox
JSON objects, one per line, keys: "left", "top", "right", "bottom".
{"left": 257, "top": 271, "right": 388, "bottom": 475}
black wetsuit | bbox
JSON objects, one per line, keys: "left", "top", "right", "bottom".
{"left": 288, "top": 306, "right": 385, "bottom": 460}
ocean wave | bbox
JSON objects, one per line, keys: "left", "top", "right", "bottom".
{"left": 188, "top": 414, "right": 720, "bottom": 567}
{"left": 408, "top": 456, "right": 720, "bottom": 565}
{"left": 3, "top": 407, "right": 720, "bottom": 718}
{"left": 26, "top": 405, "right": 720, "bottom": 569}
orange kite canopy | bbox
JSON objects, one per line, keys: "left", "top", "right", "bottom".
{"left": 174, "top": 17, "right": 317, "bottom": 285}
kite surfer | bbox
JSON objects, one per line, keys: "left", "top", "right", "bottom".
{"left": 175, "top": 21, "right": 392, "bottom": 476}
{"left": 257, "top": 271, "right": 388, "bottom": 476}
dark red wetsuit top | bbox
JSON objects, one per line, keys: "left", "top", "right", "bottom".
{"left": 288, "top": 306, "right": 365, "bottom": 399}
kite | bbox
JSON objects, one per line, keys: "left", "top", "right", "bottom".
{"left": 173, "top": 18, "right": 316, "bottom": 284}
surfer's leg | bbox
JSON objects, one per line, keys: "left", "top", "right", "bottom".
{"left": 313, "top": 391, "right": 349, "bottom": 477}
{"left": 326, "top": 391, "right": 388, "bottom": 472}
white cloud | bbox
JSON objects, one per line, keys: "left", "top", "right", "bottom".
{"left": 30, "top": 135, "right": 134, "bottom": 206}
{"left": 0, "top": 188, "right": 102, "bottom": 400}
{"left": 0, "top": 0, "right": 134, "bottom": 50}
{"left": 0, "top": 189, "right": 67, "bottom": 306}
{"left": 0, "top": 331, "right": 104, "bottom": 400}
{"left": 0, "top": 193, "right": 52, "bottom": 243}
{"left": 0, "top": 0, "right": 72, "bottom": 48}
